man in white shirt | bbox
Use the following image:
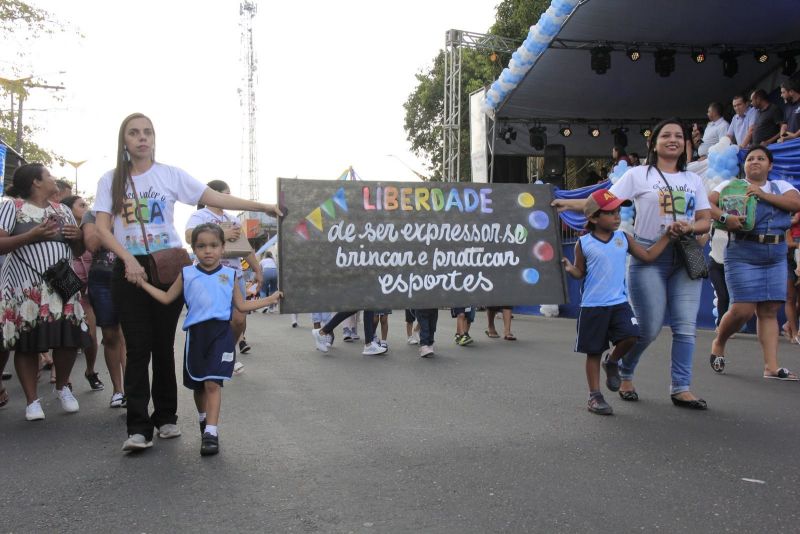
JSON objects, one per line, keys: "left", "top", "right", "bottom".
{"left": 692, "top": 102, "right": 729, "bottom": 158}
{"left": 726, "top": 94, "right": 757, "bottom": 147}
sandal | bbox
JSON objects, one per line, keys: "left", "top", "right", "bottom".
{"left": 618, "top": 389, "right": 639, "bottom": 401}
{"left": 0, "top": 388, "right": 8, "bottom": 408}
{"left": 763, "top": 368, "right": 800, "bottom": 381}
{"left": 504, "top": 334, "right": 517, "bottom": 341}
{"left": 709, "top": 354, "right": 725, "bottom": 373}
{"left": 484, "top": 330, "right": 500, "bottom": 339}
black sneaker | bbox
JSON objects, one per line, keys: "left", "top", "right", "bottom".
{"left": 588, "top": 395, "right": 613, "bottom": 415}
{"left": 454, "top": 333, "right": 463, "bottom": 345}
{"left": 85, "top": 372, "right": 105, "bottom": 391}
{"left": 200, "top": 420, "right": 207, "bottom": 435}
{"left": 602, "top": 355, "right": 621, "bottom": 392}
{"left": 238, "top": 339, "right": 251, "bottom": 354}
{"left": 200, "top": 433, "right": 219, "bottom": 456}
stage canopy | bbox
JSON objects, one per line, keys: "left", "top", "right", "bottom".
{"left": 488, "top": 0, "right": 800, "bottom": 157}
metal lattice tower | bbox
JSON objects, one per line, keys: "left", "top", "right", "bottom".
{"left": 240, "top": 0, "right": 259, "bottom": 200}
{"left": 442, "top": 30, "right": 517, "bottom": 182}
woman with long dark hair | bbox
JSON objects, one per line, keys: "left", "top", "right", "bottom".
{"left": 0, "top": 163, "right": 89, "bottom": 420}
{"left": 554, "top": 119, "right": 712, "bottom": 409}
{"left": 94, "top": 113, "right": 281, "bottom": 452}
{"left": 709, "top": 146, "right": 800, "bottom": 379}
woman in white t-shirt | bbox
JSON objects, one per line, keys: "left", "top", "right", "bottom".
{"left": 94, "top": 113, "right": 281, "bottom": 452}
{"left": 555, "top": 119, "right": 712, "bottom": 409}
{"left": 708, "top": 146, "right": 800, "bottom": 380}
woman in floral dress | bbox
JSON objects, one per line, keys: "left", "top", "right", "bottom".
{"left": 0, "top": 163, "right": 90, "bottom": 421}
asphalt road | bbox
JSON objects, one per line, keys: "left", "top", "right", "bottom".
{"left": 2, "top": 311, "right": 799, "bottom": 533}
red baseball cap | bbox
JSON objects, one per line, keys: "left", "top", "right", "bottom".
{"left": 584, "top": 189, "right": 632, "bottom": 218}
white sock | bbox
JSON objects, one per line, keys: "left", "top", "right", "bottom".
{"left": 205, "top": 424, "right": 218, "bottom": 436}
{"left": 198, "top": 412, "right": 206, "bottom": 423}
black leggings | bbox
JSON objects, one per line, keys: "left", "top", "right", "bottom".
{"left": 113, "top": 258, "right": 184, "bottom": 440}
{"left": 323, "top": 311, "right": 376, "bottom": 344}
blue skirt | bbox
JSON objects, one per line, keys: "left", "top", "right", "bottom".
{"left": 725, "top": 240, "right": 787, "bottom": 303}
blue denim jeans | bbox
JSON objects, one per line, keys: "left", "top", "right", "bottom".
{"left": 621, "top": 238, "right": 702, "bottom": 394}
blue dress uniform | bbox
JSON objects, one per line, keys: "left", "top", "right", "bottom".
{"left": 182, "top": 265, "right": 237, "bottom": 388}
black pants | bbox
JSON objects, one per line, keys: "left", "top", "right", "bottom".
{"left": 707, "top": 258, "right": 729, "bottom": 327}
{"left": 415, "top": 309, "right": 438, "bottom": 346}
{"left": 324, "top": 311, "right": 376, "bottom": 344}
{"left": 113, "top": 258, "right": 184, "bottom": 440}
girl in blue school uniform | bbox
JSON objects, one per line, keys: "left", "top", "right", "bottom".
{"left": 138, "top": 223, "right": 283, "bottom": 456}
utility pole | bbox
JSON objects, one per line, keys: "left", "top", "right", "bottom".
{"left": 0, "top": 76, "right": 64, "bottom": 154}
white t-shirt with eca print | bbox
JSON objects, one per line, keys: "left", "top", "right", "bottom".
{"left": 610, "top": 165, "right": 711, "bottom": 241}
{"left": 94, "top": 163, "right": 207, "bottom": 255}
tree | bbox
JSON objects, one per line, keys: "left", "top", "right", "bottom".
{"left": 403, "top": 0, "right": 549, "bottom": 181}
{"left": 1, "top": 0, "right": 76, "bottom": 165}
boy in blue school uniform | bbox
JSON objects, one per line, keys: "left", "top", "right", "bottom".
{"left": 562, "top": 190, "right": 670, "bottom": 415}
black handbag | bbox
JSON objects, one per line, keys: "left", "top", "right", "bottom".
{"left": 15, "top": 253, "right": 83, "bottom": 302}
{"left": 655, "top": 168, "right": 709, "bottom": 280}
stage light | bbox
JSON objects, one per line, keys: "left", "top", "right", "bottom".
{"left": 500, "top": 126, "right": 517, "bottom": 144}
{"left": 559, "top": 125, "right": 572, "bottom": 137}
{"left": 780, "top": 52, "right": 798, "bottom": 76}
{"left": 640, "top": 127, "right": 652, "bottom": 138}
{"left": 626, "top": 47, "right": 640, "bottom": 62}
{"left": 691, "top": 48, "right": 706, "bottom": 64}
{"left": 654, "top": 49, "right": 675, "bottom": 77}
{"left": 612, "top": 127, "right": 629, "bottom": 148}
{"left": 753, "top": 49, "right": 769, "bottom": 63}
{"left": 590, "top": 46, "right": 612, "bottom": 74}
{"left": 720, "top": 50, "right": 739, "bottom": 77}
{"left": 588, "top": 126, "right": 601, "bottom": 138}
{"left": 529, "top": 126, "right": 547, "bottom": 151}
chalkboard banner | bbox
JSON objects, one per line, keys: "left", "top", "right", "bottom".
{"left": 277, "top": 179, "right": 566, "bottom": 313}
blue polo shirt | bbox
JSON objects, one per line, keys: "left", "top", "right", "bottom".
{"left": 726, "top": 106, "right": 757, "bottom": 145}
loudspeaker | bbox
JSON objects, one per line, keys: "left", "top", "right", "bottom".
{"left": 543, "top": 144, "right": 566, "bottom": 177}
{"left": 492, "top": 155, "right": 528, "bottom": 183}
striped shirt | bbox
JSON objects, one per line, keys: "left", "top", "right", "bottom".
{"left": 0, "top": 199, "right": 76, "bottom": 298}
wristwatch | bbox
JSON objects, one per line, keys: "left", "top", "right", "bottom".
{"left": 718, "top": 213, "right": 728, "bottom": 224}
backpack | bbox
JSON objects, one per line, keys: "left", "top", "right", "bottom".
{"left": 714, "top": 178, "right": 756, "bottom": 231}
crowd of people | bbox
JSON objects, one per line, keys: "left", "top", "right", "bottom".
{"left": 1, "top": 93, "right": 800, "bottom": 455}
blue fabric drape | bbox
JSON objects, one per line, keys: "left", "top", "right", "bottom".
{"left": 553, "top": 180, "right": 610, "bottom": 230}
{"left": 739, "top": 137, "right": 800, "bottom": 184}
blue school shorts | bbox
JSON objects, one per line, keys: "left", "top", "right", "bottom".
{"left": 183, "top": 319, "right": 236, "bottom": 389}
{"left": 575, "top": 302, "right": 640, "bottom": 354}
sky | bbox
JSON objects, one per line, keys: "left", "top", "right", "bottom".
{"left": 4, "top": 0, "right": 500, "bottom": 218}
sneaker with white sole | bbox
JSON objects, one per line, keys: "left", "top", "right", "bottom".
{"left": 233, "top": 361, "right": 245, "bottom": 375}
{"left": 122, "top": 433, "right": 153, "bottom": 451}
{"left": 25, "top": 399, "right": 45, "bottom": 421}
{"left": 343, "top": 327, "right": 353, "bottom": 342}
{"left": 362, "top": 341, "right": 388, "bottom": 356}
{"left": 157, "top": 423, "right": 182, "bottom": 439}
{"left": 312, "top": 328, "right": 329, "bottom": 353}
{"left": 56, "top": 386, "right": 79, "bottom": 413}
{"left": 419, "top": 345, "right": 435, "bottom": 358}
{"left": 325, "top": 333, "right": 334, "bottom": 348}
{"left": 407, "top": 335, "right": 419, "bottom": 345}
{"left": 109, "top": 392, "right": 125, "bottom": 408}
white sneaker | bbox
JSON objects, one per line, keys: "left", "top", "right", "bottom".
{"left": 362, "top": 341, "right": 388, "bottom": 356}
{"left": 122, "top": 433, "right": 153, "bottom": 451}
{"left": 312, "top": 328, "right": 329, "bottom": 353}
{"left": 233, "top": 361, "right": 245, "bottom": 375}
{"left": 419, "top": 345, "right": 435, "bottom": 358}
{"left": 109, "top": 392, "right": 125, "bottom": 408}
{"left": 56, "top": 386, "right": 79, "bottom": 413}
{"left": 407, "top": 335, "right": 419, "bottom": 345}
{"left": 157, "top": 423, "right": 182, "bottom": 439}
{"left": 25, "top": 399, "right": 45, "bottom": 421}
{"left": 325, "top": 333, "right": 333, "bottom": 348}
